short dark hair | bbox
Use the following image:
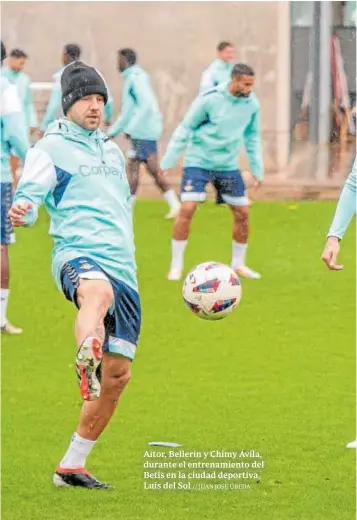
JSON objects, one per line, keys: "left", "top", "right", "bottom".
{"left": 119, "top": 48, "right": 137, "bottom": 66}
{"left": 10, "top": 48, "right": 28, "bottom": 59}
{"left": 217, "top": 41, "right": 233, "bottom": 52}
{"left": 64, "top": 44, "right": 81, "bottom": 60}
{"left": 232, "top": 63, "right": 255, "bottom": 77}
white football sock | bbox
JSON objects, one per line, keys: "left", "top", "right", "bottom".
{"left": 231, "top": 241, "right": 247, "bottom": 268}
{"left": 0, "top": 289, "right": 9, "bottom": 327}
{"left": 59, "top": 432, "right": 96, "bottom": 470}
{"left": 164, "top": 189, "right": 180, "bottom": 209}
{"left": 131, "top": 195, "right": 136, "bottom": 207}
{"left": 171, "top": 239, "right": 187, "bottom": 270}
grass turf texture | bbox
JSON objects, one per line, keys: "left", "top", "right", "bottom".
{"left": 2, "top": 200, "right": 356, "bottom": 520}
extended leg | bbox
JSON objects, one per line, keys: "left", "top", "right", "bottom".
{"left": 54, "top": 353, "right": 131, "bottom": 489}
{"left": 54, "top": 279, "right": 121, "bottom": 489}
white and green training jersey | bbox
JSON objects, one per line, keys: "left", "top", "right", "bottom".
{"left": 14, "top": 118, "right": 138, "bottom": 291}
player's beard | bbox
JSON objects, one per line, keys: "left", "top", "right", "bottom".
{"left": 83, "top": 113, "right": 101, "bottom": 130}
{"left": 235, "top": 90, "right": 250, "bottom": 98}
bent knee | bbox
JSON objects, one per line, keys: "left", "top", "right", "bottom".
{"left": 103, "top": 366, "right": 131, "bottom": 398}
{"left": 113, "top": 366, "right": 131, "bottom": 387}
{"left": 78, "top": 280, "right": 114, "bottom": 310}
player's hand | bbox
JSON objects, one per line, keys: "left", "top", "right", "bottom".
{"left": 38, "top": 130, "right": 45, "bottom": 139}
{"left": 30, "top": 127, "right": 38, "bottom": 136}
{"left": 321, "top": 236, "right": 343, "bottom": 270}
{"left": 253, "top": 179, "right": 262, "bottom": 189}
{"left": 8, "top": 202, "right": 33, "bottom": 227}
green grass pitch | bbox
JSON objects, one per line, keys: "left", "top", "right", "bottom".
{"left": 2, "top": 200, "right": 356, "bottom": 520}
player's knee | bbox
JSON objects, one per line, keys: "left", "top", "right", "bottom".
{"left": 179, "top": 203, "right": 197, "bottom": 222}
{"left": 104, "top": 366, "right": 131, "bottom": 400}
{"left": 233, "top": 205, "right": 249, "bottom": 221}
{"left": 80, "top": 281, "right": 113, "bottom": 313}
{"left": 93, "top": 287, "right": 113, "bottom": 311}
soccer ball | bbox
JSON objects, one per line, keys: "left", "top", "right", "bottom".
{"left": 182, "top": 262, "right": 242, "bottom": 320}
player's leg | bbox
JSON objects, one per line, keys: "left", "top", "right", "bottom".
{"left": 55, "top": 277, "right": 141, "bottom": 489}
{"left": 126, "top": 157, "right": 141, "bottom": 208}
{"left": 61, "top": 258, "right": 114, "bottom": 400}
{"left": 1, "top": 182, "right": 22, "bottom": 334}
{"left": 74, "top": 278, "right": 114, "bottom": 401}
{"left": 214, "top": 170, "right": 261, "bottom": 279}
{"left": 169, "top": 201, "right": 198, "bottom": 280}
{"left": 230, "top": 204, "right": 259, "bottom": 276}
{"left": 145, "top": 148, "right": 180, "bottom": 219}
{"left": 55, "top": 271, "right": 114, "bottom": 488}
{"left": 1, "top": 246, "right": 10, "bottom": 329}
{"left": 55, "top": 354, "right": 131, "bottom": 489}
{"left": 76, "top": 354, "right": 131, "bottom": 441}
{"left": 75, "top": 278, "right": 140, "bottom": 439}
{"left": 168, "top": 168, "right": 208, "bottom": 280}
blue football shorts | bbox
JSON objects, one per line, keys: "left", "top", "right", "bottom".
{"left": 127, "top": 139, "right": 158, "bottom": 163}
{"left": 60, "top": 257, "right": 141, "bottom": 361}
{"left": 180, "top": 167, "right": 248, "bottom": 206}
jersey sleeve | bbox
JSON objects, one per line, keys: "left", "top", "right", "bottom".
{"left": 124, "top": 75, "right": 154, "bottom": 136}
{"left": 1, "top": 82, "right": 29, "bottom": 162}
{"left": 243, "top": 104, "right": 264, "bottom": 181}
{"left": 327, "top": 160, "right": 356, "bottom": 240}
{"left": 199, "top": 67, "right": 215, "bottom": 94}
{"left": 40, "top": 81, "right": 61, "bottom": 131}
{"left": 107, "top": 80, "right": 136, "bottom": 138}
{"left": 25, "top": 77, "right": 38, "bottom": 128}
{"left": 14, "top": 147, "right": 57, "bottom": 226}
{"left": 160, "top": 96, "right": 208, "bottom": 170}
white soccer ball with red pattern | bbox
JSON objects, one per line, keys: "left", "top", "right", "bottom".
{"left": 182, "top": 262, "right": 242, "bottom": 320}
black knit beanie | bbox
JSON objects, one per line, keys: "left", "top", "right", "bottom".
{"left": 61, "top": 61, "right": 108, "bottom": 115}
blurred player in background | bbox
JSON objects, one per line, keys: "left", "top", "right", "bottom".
{"left": 107, "top": 48, "right": 180, "bottom": 218}
{"left": 39, "top": 44, "right": 81, "bottom": 134}
{"left": 0, "top": 41, "right": 29, "bottom": 334}
{"left": 160, "top": 63, "right": 263, "bottom": 281}
{"left": 199, "top": 41, "right": 234, "bottom": 94}
{"left": 10, "top": 62, "right": 140, "bottom": 488}
{"left": 2, "top": 48, "right": 38, "bottom": 180}
{"left": 39, "top": 43, "right": 114, "bottom": 135}
{"left": 321, "top": 157, "right": 356, "bottom": 450}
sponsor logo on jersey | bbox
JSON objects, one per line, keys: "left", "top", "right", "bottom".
{"left": 79, "top": 165, "right": 125, "bottom": 178}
